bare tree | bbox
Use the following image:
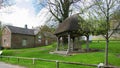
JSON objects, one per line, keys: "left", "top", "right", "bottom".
{"left": 47, "top": 0, "right": 82, "bottom": 23}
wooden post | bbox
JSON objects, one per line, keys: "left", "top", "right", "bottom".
{"left": 72, "top": 37, "right": 75, "bottom": 51}
{"left": 78, "top": 37, "right": 82, "bottom": 50}
{"left": 56, "top": 60, "right": 59, "bottom": 68}
{"left": 56, "top": 37, "right": 60, "bottom": 51}
{"left": 17, "top": 58, "right": 19, "bottom": 63}
{"left": 67, "top": 34, "right": 71, "bottom": 53}
{"left": 8, "top": 57, "right": 9, "bottom": 61}
{"left": 32, "top": 58, "right": 35, "bottom": 64}
{"left": 61, "top": 37, "right": 64, "bottom": 50}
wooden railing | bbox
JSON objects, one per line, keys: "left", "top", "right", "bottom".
{"left": 0, "top": 55, "right": 97, "bottom": 68}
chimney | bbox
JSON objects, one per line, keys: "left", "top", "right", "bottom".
{"left": 25, "top": 24, "right": 28, "bottom": 29}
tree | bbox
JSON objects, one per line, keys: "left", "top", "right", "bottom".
{"left": 91, "top": 0, "right": 120, "bottom": 66}
{"left": 78, "top": 13, "right": 95, "bottom": 52}
{"left": 38, "top": 25, "right": 55, "bottom": 38}
{"left": 112, "top": 6, "right": 120, "bottom": 22}
{"left": 0, "top": 21, "right": 2, "bottom": 36}
{"left": 47, "top": 0, "right": 82, "bottom": 23}
{"left": 84, "top": 20, "right": 94, "bottom": 52}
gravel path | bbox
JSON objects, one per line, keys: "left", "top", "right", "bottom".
{"left": 0, "top": 62, "right": 26, "bottom": 68}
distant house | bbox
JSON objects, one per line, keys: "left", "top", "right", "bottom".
{"left": 35, "top": 31, "right": 56, "bottom": 46}
{"left": 2, "top": 25, "right": 55, "bottom": 49}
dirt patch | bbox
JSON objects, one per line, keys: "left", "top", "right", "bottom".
{"left": 50, "top": 49, "right": 103, "bottom": 56}
{"left": 71, "top": 48, "right": 102, "bottom": 53}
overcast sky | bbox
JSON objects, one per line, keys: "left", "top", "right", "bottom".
{"left": 0, "top": 0, "right": 47, "bottom": 28}
{"left": 0, "top": 0, "right": 92, "bottom": 28}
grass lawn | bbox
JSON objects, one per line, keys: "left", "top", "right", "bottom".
{"left": 0, "top": 41, "right": 120, "bottom": 68}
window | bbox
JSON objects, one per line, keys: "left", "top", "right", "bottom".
{"left": 4, "top": 39, "right": 6, "bottom": 43}
{"left": 38, "top": 39, "right": 41, "bottom": 43}
{"left": 38, "top": 36, "right": 41, "bottom": 39}
{"left": 38, "top": 36, "right": 42, "bottom": 43}
{"left": 22, "top": 39, "right": 27, "bottom": 46}
{"left": 4, "top": 39, "right": 7, "bottom": 46}
{"left": 45, "top": 40, "right": 48, "bottom": 45}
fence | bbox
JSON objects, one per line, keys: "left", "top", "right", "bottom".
{"left": 0, "top": 55, "right": 98, "bottom": 68}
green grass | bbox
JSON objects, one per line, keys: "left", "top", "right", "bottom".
{"left": 0, "top": 41, "right": 120, "bottom": 68}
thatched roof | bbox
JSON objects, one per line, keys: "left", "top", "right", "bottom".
{"left": 55, "top": 14, "right": 80, "bottom": 35}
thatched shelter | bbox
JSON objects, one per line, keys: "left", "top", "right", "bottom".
{"left": 54, "top": 14, "right": 82, "bottom": 54}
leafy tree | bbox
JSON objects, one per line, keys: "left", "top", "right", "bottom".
{"left": 0, "top": 21, "right": 2, "bottom": 36}
{"left": 91, "top": 0, "right": 120, "bottom": 66}
{"left": 78, "top": 13, "right": 94, "bottom": 52}
{"left": 38, "top": 25, "right": 55, "bottom": 39}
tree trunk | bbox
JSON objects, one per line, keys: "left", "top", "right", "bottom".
{"left": 86, "top": 35, "right": 89, "bottom": 52}
{"left": 105, "top": 33, "right": 109, "bottom": 66}
{"left": 105, "top": 3, "right": 110, "bottom": 66}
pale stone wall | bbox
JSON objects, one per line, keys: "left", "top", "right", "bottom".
{"left": 2, "top": 27, "right": 11, "bottom": 48}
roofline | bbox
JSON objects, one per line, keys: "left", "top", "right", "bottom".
{"left": 3, "top": 25, "right": 11, "bottom": 33}
{"left": 6, "top": 25, "right": 36, "bottom": 35}
{"left": 11, "top": 32, "right": 35, "bottom": 36}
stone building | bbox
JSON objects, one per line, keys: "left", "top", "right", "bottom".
{"left": 2, "top": 25, "right": 55, "bottom": 49}
{"left": 2, "top": 25, "right": 35, "bottom": 48}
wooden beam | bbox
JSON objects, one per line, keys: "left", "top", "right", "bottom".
{"left": 61, "top": 37, "right": 64, "bottom": 50}
{"left": 56, "top": 37, "right": 60, "bottom": 51}
{"left": 72, "top": 37, "right": 75, "bottom": 51}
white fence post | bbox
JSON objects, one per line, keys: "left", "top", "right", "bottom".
{"left": 97, "top": 63, "right": 104, "bottom": 68}
{"left": 32, "top": 58, "right": 35, "bottom": 64}
{"left": 56, "top": 60, "right": 59, "bottom": 68}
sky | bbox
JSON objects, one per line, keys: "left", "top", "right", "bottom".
{"left": 0, "top": 0, "right": 47, "bottom": 28}
{"left": 0, "top": 0, "right": 92, "bottom": 28}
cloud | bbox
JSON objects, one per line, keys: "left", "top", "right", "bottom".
{"left": 0, "top": 0, "right": 43, "bottom": 28}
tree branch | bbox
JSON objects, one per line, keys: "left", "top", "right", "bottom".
{"left": 95, "top": 0, "right": 107, "bottom": 17}
{"left": 108, "top": 22, "right": 120, "bottom": 38}
{"left": 49, "top": 9, "right": 62, "bottom": 23}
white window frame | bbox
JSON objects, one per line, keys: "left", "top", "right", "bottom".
{"left": 22, "top": 39, "right": 27, "bottom": 46}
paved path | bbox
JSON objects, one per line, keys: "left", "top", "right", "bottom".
{"left": 0, "top": 62, "right": 26, "bottom": 68}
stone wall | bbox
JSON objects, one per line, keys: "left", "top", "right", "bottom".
{"left": 35, "top": 35, "right": 56, "bottom": 47}
{"left": 2, "top": 27, "right": 11, "bottom": 48}
{"left": 11, "top": 34, "right": 35, "bottom": 49}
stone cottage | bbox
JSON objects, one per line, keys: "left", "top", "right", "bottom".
{"left": 2, "top": 25, "right": 55, "bottom": 49}
{"left": 2, "top": 25, "right": 35, "bottom": 48}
